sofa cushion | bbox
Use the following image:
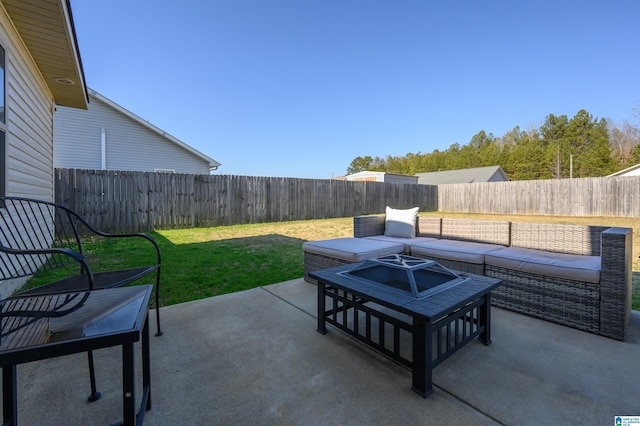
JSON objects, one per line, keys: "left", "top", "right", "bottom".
{"left": 363, "top": 235, "right": 437, "bottom": 252}
{"left": 303, "top": 238, "right": 404, "bottom": 262}
{"left": 485, "top": 247, "right": 601, "bottom": 284}
{"left": 385, "top": 206, "right": 419, "bottom": 238}
{"left": 410, "top": 239, "right": 506, "bottom": 264}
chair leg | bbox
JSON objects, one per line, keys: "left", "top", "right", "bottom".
{"left": 86, "top": 350, "right": 101, "bottom": 402}
{"left": 155, "top": 271, "right": 163, "bottom": 337}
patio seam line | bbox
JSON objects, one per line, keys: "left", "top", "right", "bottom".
{"left": 435, "top": 385, "right": 507, "bottom": 426}
{"left": 259, "top": 285, "right": 319, "bottom": 320}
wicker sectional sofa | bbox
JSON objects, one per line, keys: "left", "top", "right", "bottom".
{"left": 303, "top": 215, "right": 633, "bottom": 341}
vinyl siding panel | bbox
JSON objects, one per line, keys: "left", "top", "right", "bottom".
{"left": 54, "top": 101, "right": 102, "bottom": 169}
{"left": 385, "top": 175, "right": 419, "bottom": 184}
{"left": 55, "top": 96, "right": 212, "bottom": 174}
{"left": 1, "top": 5, "right": 55, "bottom": 200}
{"left": 0, "top": 5, "right": 56, "bottom": 298}
{"left": 620, "top": 168, "right": 640, "bottom": 177}
{"left": 345, "top": 171, "right": 418, "bottom": 184}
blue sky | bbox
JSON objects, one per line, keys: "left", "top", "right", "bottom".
{"left": 69, "top": 0, "right": 639, "bottom": 178}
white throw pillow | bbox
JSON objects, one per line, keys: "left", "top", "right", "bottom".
{"left": 384, "top": 206, "right": 419, "bottom": 238}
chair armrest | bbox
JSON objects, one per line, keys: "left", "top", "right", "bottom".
{"left": 71, "top": 212, "right": 161, "bottom": 266}
{"left": 0, "top": 245, "right": 85, "bottom": 262}
{"left": 599, "top": 227, "right": 632, "bottom": 340}
{"left": 96, "top": 232, "right": 162, "bottom": 266}
{"left": 0, "top": 246, "right": 94, "bottom": 286}
{"left": 354, "top": 215, "right": 385, "bottom": 238}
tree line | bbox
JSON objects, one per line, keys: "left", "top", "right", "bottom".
{"left": 347, "top": 109, "right": 640, "bottom": 180}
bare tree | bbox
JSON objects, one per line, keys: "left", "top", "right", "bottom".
{"left": 632, "top": 101, "right": 640, "bottom": 132}
{"left": 608, "top": 115, "right": 640, "bottom": 165}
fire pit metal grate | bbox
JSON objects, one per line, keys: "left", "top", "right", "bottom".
{"left": 339, "top": 254, "right": 469, "bottom": 299}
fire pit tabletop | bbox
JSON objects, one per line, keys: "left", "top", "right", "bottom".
{"left": 314, "top": 257, "right": 501, "bottom": 320}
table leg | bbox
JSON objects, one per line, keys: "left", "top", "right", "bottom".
{"left": 2, "top": 366, "right": 17, "bottom": 425}
{"left": 411, "top": 318, "right": 433, "bottom": 398}
{"left": 142, "top": 314, "right": 152, "bottom": 412}
{"left": 478, "top": 293, "right": 492, "bottom": 346}
{"left": 122, "top": 342, "right": 135, "bottom": 426}
{"left": 317, "top": 280, "right": 327, "bottom": 335}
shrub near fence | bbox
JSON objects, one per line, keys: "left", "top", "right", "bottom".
{"left": 55, "top": 169, "right": 438, "bottom": 233}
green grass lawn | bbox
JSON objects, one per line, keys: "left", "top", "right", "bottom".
{"left": 24, "top": 214, "right": 640, "bottom": 310}
{"left": 27, "top": 218, "right": 352, "bottom": 307}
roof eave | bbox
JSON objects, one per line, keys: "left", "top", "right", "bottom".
{"left": 4, "top": 0, "right": 88, "bottom": 109}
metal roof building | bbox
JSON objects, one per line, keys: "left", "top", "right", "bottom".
{"left": 416, "top": 166, "right": 508, "bottom": 185}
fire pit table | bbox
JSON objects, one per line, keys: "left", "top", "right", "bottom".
{"left": 310, "top": 254, "right": 502, "bottom": 397}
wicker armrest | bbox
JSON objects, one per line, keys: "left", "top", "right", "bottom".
{"left": 599, "top": 227, "right": 633, "bottom": 340}
{"left": 353, "top": 215, "right": 385, "bottom": 238}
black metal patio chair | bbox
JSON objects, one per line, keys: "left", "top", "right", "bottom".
{"left": 0, "top": 196, "right": 162, "bottom": 402}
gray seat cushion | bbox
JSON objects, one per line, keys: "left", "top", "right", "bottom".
{"left": 302, "top": 238, "right": 404, "bottom": 262}
{"left": 363, "top": 235, "right": 437, "bottom": 252}
{"left": 410, "top": 239, "right": 506, "bottom": 264}
{"left": 485, "top": 247, "right": 601, "bottom": 283}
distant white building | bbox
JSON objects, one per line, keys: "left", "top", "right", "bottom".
{"left": 416, "top": 166, "right": 508, "bottom": 185}
{"left": 608, "top": 163, "right": 640, "bottom": 177}
{"left": 54, "top": 88, "right": 220, "bottom": 174}
{"left": 340, "top": 171, "right": 419, "bottom": 184}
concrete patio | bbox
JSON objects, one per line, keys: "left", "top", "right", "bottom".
{"left": 6, "top": 278, "right": 640, "bottom": 425}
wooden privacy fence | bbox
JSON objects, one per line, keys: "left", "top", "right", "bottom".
{"left": 55, "top": 169, "right": 438, "bottom": 233}
{"left": 437, "top": 176, "right": 640, "bottom": 217}
{"left": 55, "top": 169, "right": 640, "bottom": 234}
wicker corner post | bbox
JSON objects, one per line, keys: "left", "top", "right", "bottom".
{"left": 599, "top": 227, "right": 633, "bottom": 341}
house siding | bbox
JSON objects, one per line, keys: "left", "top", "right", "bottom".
{"left": 55, "top": 95, "right": 212, "bottom": 174}
{"left": 1, "top": 5, "right": 57, "bottom": 297}
{"left": 1, "top": 5, "right": 55, "bottom": 200}
{"left": 54, "top": 103, "right": 101, "bottom": 169}
{"left": 344, "top": 171, "right": 418, "bottom": 184}
{"left": 384, "top": 174, "right": 419, "bottom": 184}
{"left": 609, "top": 165, "right": 640, "bottom": 177}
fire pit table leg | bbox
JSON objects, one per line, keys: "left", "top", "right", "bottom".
{"left": 316, "top": 280, "right": 327, "bottom": 335}
{"left": 478, "top": 293, "right": 492, "bottom": 345}
{"left": 411, "top": 317, "right": 433, "bottom": 398}
{"left": 122, "top": 341, "right": 136, "bottom": 425}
